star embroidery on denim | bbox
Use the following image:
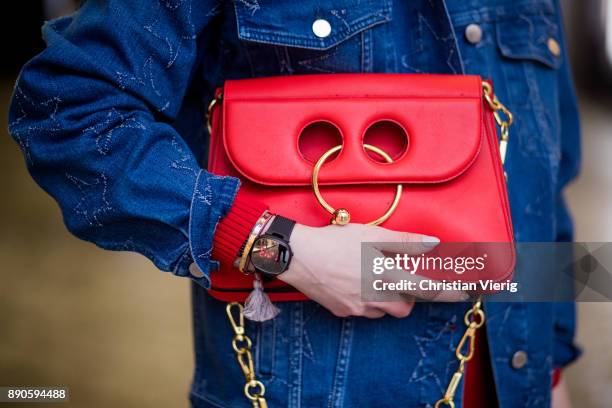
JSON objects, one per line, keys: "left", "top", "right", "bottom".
{"left": 409, "top": 314, "right": 459, "bottom": 394}
{"left": 194, "top": 181, "right": 213, "bottom": 206}
{"left": 65, "top": 172, "right": 113, "bottom": 227}
{"left": 9, "top": 86, "right": 62, "bottom": 165}
{"left": 169, "top": 134, "right": 195, "bottom": 174}
{"left": 82, "top": 108, "right": 146, "bottom": 156}
{"left": 198, "top": 248, "right": 212, "bottom": 261}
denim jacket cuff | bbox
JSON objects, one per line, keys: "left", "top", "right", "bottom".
{"left": 187, "top": 169, "right": 240, "bottom": 289}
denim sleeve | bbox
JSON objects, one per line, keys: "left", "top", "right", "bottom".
{"left": 551, "top": 0, "right": 582, "bottom": 368}
{"left": 8, "top": 0, "right": 237, "bottom": 288}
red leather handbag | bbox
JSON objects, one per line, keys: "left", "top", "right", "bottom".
{"left": 207, "top": 74, "right": 514, "bottom": 302}
{"left": 207, "top": 74, "right": 515, "bottom": 408}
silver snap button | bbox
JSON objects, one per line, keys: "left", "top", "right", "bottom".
{"left": 465, "top": 23, "right": 483, "bottom": 44}
{"left": 312, "top": 19, "right": 332, "bottom": 38}
{"left": 511, "top": 350, "right": 528, "bottom": 369}
{"left": 189, "top": 262, "right": 205, "bottom": 278}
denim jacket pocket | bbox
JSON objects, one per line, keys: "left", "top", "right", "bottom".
{"left": 234, "top": 0, "right": 392, "bottom": 74}
{"left": 493, "top": 8, "right": 563, "bottom": 161}
{"left": 496, "top": 13, "right": 562, "bottom": 70}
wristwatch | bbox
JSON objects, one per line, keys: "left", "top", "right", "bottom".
{"left": 249, "top": 215, "right": 295, "bottom": 279}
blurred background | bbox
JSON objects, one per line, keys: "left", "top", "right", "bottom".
{"left": 0, "top": 1, "right": 611, "bottom": 407}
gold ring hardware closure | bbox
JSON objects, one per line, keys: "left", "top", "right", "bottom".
{"left": 311, "top": 144, "right": 402, "bottom": 226}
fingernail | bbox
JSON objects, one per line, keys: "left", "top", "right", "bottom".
{"left": 421, "top": 235, "right": 440, "bottom": 248}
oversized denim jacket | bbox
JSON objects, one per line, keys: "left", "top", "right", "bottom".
{"left": 9, "top": 0, "right": 580, "bottom": 407}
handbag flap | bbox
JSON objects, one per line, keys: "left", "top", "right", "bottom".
{"left": 221, "top": 74, "right": 484, "bottom": 186}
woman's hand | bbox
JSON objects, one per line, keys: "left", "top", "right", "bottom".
{"left": 279, "top": 223, "right": 468, "bottom": 319}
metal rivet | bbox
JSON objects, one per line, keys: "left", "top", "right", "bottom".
{"left": 312, "top": 19, "right": 332, "bottom": 38}
{"left": 511, "top": 351, "right": 528, "bottom": 369}
{"left": 547, "top": 38, "right": 561, "bottom": 57}
{"left": 189, "top": 262, "right": 205, "bottom": 278}
{"left": 465, "top": 24, "right": 483, "bottom": 44}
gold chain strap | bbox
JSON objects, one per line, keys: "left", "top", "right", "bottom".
{"left": 482, "top": 81, "right": 513, "bottom": 166}
{"left": 434, "top": 298, "right": 486, "bottom": 408}
{"left": 226, "top": 302, "right": 269, "bottom": 408}
{"left": 435, "top": 83, "right": 513, "bottom": 408}
{"left": 219, "top": 81, "right": 513, "bottom": 408}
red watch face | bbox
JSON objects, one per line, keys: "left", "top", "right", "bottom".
{"left": 250, "top": 236, "right": 292, "bottom": 275}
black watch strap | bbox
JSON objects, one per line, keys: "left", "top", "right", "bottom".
{"left": 266, "top": 215, "right": 296, "bottom": 242}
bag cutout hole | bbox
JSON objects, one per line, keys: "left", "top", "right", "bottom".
{"left": 298, "top": 121, "right": 343, "bottom": 163}
{"left": 362, "top": 120, "right": 409, "bottom": 163}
